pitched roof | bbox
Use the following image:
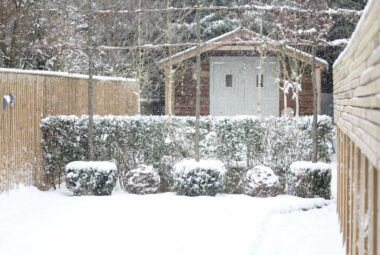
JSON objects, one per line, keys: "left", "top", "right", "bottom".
{"left": 158, "top": 27, "right": 328, "bottom": 69}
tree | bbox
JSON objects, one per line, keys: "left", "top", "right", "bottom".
{"left": 194, "top": 0, "right": 202, "bottom": 162}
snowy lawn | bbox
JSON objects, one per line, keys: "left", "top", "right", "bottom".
{"left": 0, "top": 163, "right": 344, "bottom": 255}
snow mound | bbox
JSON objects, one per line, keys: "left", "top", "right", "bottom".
{"left": 243, "top": 166, "right": 281, "bottom": 197}
{"left": 173, "top": 159, "right": 226, "bottom": 196}
{"left": 123, "top": 165, "right": 160, "bottom": 195}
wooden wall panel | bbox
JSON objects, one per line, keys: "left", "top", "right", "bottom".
{"left": 334, "top": 0, "right": 379, "bottom": 254}
{"left": 0, "top": 69, "right": 138, "bottom": 191}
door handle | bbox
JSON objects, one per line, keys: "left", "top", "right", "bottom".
{"left": 256, "top": 75, "right": 264, "bottom": 87}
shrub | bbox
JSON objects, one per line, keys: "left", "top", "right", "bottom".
{"left": 122, "top": 165, "right": 160, "bottom": 194}
{"left": 243, "top": 166, "right": 282, "bottom": 197}
{"left": 172, "top": 159, "right": 226, "bottom": 196}
{"left": 65, "top": 161, "right": 117, "bottom": 196}
{"left": 286, "top": 161, "right": 331, "bottom": 199}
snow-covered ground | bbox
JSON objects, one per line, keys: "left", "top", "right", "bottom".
{"left": 0, "top": 162, "right": 344, "bottom": 255}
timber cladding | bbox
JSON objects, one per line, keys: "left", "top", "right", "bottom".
{"left": 0, "top": 69, "right": 138, "bottom": 192}
{"left": 333, "top": 0, "right": 380, "bottom": 254}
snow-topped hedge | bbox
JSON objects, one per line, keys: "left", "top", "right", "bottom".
{"left": 172, "top": 159, "right": 226, "bottom": 196}
{"left": 65, "top": 161, "right": 118, "bottom": 196}
{"left": 286, "top": 161, "right": 331, "bottom": 199}
{"left": 41, "top": 115, "right": 334, "bottom": 189}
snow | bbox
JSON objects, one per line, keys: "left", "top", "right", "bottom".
{"left": 66, "top": 161, "right": 117, "bottom": 173}
{"left": 290, "top": 161, "right": 331, "bottom": 175}
{"left": 0, "top": 160, "right": 343, "bottom": 255}
{"left": 329, "top": 39, "right": 349, "bottom": 46}
{"left": 246, "top": 166, "right": 279, "bottom": 186}
{"left": 0, "top": 68, "right": 137, "bottom": 83}
{"left": 173, "top": 159, "right": 227, "bottom": 174}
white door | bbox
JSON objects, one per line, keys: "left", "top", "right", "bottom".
{"left": 210, "top": 57, "right": 279, "bottom": 116}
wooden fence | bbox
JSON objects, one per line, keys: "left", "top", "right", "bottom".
{"left": 334, "top": 0, "right": 379, "bottom": 254}
{"left": 0, "top": 68, "right": 138, "bottom": 192}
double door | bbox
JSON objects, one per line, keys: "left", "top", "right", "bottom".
{"left": 210, "top": 56, "right": 279, "bottom": 116}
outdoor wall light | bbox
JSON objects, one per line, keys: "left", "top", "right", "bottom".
{"left": 2, "top": 93, "right": 16, "bottom": 111}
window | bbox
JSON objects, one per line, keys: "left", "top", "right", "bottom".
{"left": 226, "top": 74, "right": 233, "bottom": 87}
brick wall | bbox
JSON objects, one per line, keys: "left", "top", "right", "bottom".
{"left": 333, "top": 0, "right": 379, "bottom": 254}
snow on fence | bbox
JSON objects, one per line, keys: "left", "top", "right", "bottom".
{"left": 334, "top": 0, "right": 380, "bottom": 254}
{"left": 0, "top": 68, "right": 138, "bottom": 192}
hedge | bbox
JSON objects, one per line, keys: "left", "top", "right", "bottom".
{"left": 41, "top": 115, "right": 334, "bottom": 190}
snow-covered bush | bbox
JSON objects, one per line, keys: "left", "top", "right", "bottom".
{"left": 41, "top": 115, "right": 334, "bottom": 189}
{"left": 65, "top": 161, "right": 117, "bottom": 196}
{"left": 286, "top": 161, "right": 331, "bottom": 199}
{"left": 122, "top": 165, "right": 160, "bottom": 195}
{"left": 172, "top": 160, "right": 226, "bottom": 196}
{"left": 243, "top": 166, "right": 282, "bottom": 197}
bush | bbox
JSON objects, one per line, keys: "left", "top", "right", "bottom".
{"left": 286, "top": 161, "right": 331, "bottom": 199}
{"left": 41, "top": 115, "right": 334, "bottom": 189}
{"left": 243, "top": 166, "right": 282, "bottom": 197}
{"left": 172, "top": 159, "right": 226, "bottom": 196}
{"left": 122, "top": 165, "right": 160, "bottom": 194}
{"left": 65, "top": 161, "right": 118, "bottom": 196}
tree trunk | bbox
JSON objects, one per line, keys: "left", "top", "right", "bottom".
{"left": 295, "top": 93, "right": 299, "bottom": 117}
{"left": 87, "top": 0, "right": 95, "bottom": 161}
{"left": 311, "top": 45, "right": 318, "bottom": 163}
{"left": 137, "top": 0, "right": 142, "bottom": 115}
{"left": 194, "top": 0, "right": 201, "bottom": 162}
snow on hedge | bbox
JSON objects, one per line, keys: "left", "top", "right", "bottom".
{"left": 172, "top": 159, "right": 226, "bottom": 196}
{"left": 65, "top": 161, "right": 118, "bottom": 196}
{"left": 41, "top": 115, "right": 335, "bottom": 191}
{"left": 286, "top": 161, "right": 332, "bottom": 199}
{"left": 289, "top": 161, "right": 331, "bottom": 175}
{"left": 66, "top": 161, "right": 117, "bottom": 173}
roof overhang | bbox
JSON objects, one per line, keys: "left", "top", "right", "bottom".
{"left": 158, "top": 27, "right": 328, "bottom": 70}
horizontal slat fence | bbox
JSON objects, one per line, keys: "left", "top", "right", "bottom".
{"left": 0, "top": 69, "right": 138, "bottom": 192}
{"left": 333, "top": 0, "right": 379, "bottom": 254}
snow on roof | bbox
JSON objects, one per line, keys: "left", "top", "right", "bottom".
{"left": 283, "top": 45, "right": 329, "bottom": 68}
{"left": 158, "top": 27, "right": 249, "bottom": 65}
{"left": 333, "top": 0, "right": 370, "bottom": 68}
{"left": 0, "top": 68, "right": 137, "bottom": 83}
{"left": 158, "top": 27, "right": 328, "bottom": 68}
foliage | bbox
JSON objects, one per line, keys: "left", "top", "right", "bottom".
{"left": 41, "top": 115, "right": 335, "bottom": 190}
{"left": 172, "top": 159, "right": 226, "bottom": 196}
{"left": 65, "top": 161, "right": 118, "bottom": 196}
{"left": 286, "top": 161, "right": 331, "bottom": 199}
